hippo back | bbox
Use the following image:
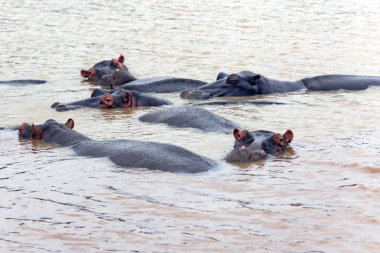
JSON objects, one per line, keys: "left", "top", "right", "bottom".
{"left": 139, "top": 105, "right": 239, "bottom": 132}
{"left": 0, "top": 79, "right": 47, "bottom": 85}
{"left": 72, "top": 139, "right": 216, "bottom": 173}
{"left": 301, "top": 75, "right": 378, "bottom": 91}
{"left": 121, "top": 77, "right": 207, "bottom": 93}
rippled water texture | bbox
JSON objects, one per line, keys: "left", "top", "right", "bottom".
{"left": 1, "top": 0, "right": 380, "bottom": 252}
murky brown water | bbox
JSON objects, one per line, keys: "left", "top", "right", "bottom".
{"left": 1, "top": 0, "right": 380, "bottom": 252}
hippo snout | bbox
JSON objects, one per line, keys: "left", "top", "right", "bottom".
{"left": 225, "top": 148, "right": 267, "bottom": 163}
{"left": 98, "top": 74, "right": 116, "bottom": 86}
{"left": 51, "top": 102, "right": 70, "bottom": 112}
{"left": 56, "top": 104, "right": 70, "bottom": 112}
{"left": 180, "top": 89, "right": 212, "bottom": 100}
{"left": 51, "top": 102, "right": 60, "bottom": 108}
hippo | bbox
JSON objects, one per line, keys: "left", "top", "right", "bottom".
{"left": 139, "top": 105, "right": 239, "bottom": 132}
{"left": 81, "top": 55, "right": 207, "bottom": 91}
{"left": 225, "top": 128, "right": 294, "bottom": 163}
{"left": 51, "top": 89, "right": 172, "bottom": 111}
{"left": 80, "top": 54, "right": 137, "bottom": 85}
{"left": 18, "top": 119, "right": 216, "bottom": 173}
{"left": 90, "top": 76, "right": 207, "bottom": 95}
{"left": 0, "top": 80, "right": 46, "bottom": 85}
{"left": 180, "top": 71, "right": 380, "bottom": 99}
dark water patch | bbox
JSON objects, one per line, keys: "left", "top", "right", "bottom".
{"left": 338, "top": 184, "right": 358, "bottom": 188}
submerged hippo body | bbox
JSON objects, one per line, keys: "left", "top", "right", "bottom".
{"left": 180, "top": 71, "right": 380, "bottom": 99}
{"left": 0, "top": 79, "right": 47, "bottom": 85}
{"left": 91, "top": 76, "right": 207, "bottom": 95}
{"left": 81, "top": 55, "right": 206, "bottom": 90}
{"left": 81, "top": 54, "right": 137, "bottom": 85}
{"left": 18, "top": 119, "right": 216, "bottom": 173}
{"left": 225, "top": 128, "right": 294, "bottom": 163}
{"left": 52, "top": 89, "right": 172, "bottom": 111}
{"left": 139, "top": 105, "right": 239, "bottom": 132}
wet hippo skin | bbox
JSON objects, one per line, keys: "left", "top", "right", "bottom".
{"left": 81, "top": 55, "right": 206, "bottom": 91}
{"left": 139, "top": 105, "right": 239, "bottom": 133}
{"left": 51, "top": 89, "right": 172, "bottom": 111}
{"left": 80, "top": 54, "right": 137, "bottom": 85}
{"left": 180, "top": 71, "right": 380, "bottom": 99}
{"left": 0, "top": 80, "right": 47, "bottom": 85}
{"left": 18, "top": 119, "right": 216, "bottom": 173}
{"left": 91, "top": 76, "right": 207, "bottom": 94}
{"left": 225, "top": 128, "right": 294, "bottom": 162}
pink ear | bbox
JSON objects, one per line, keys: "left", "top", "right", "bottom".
{"left": 233, "top": 129, "right": 240, "bottom": 140}
{"left": 118, "top": 54, "right": 125, "bottom": 63}
{"left": 273, "top": 133, "right": 283, "bottom": 144}
{"left": 80, "top": 70, "right": 89, "bottom": 78}
{"left": 283, "top": 130, "right": 293, "bottom": 143}
{"left": 65, "top": 119, "right": 75, "bottom": 129}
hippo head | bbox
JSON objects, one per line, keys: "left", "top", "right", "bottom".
{"left": 18, "top": 119, "right": 74, "bottom": 139}
{"left": 51, "top": 90, "right": 140, "bottom": 111}
{"left": 180, "top": 71, "right": 264, "bottom": 100}
{"left": 80, "top": 54, "right": 132, "bottom": 83}
{"left": 97, "top": 70, "right": 137, "bottom": 87}
{"left": 225, "top": 128, "right": 294, "bottom": 163}
{"left": 99, "top": 90, "right": 139, "bottom": 108}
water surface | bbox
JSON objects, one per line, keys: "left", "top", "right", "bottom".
{"left": 1, "top": 0, "right": 380, "bottom": 252}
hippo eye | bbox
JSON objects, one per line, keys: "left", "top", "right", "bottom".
{"left": 243, "top": 137, "right": 254, "bottom": 146}
{"left": 226, "top": 74, "right": 240, "bottom": 85}
{"left": 250, "top": 74, "right": 261, "bottom": 84}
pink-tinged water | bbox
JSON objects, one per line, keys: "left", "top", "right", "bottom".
{"left": 0, "top": 0, "right": 380, "bottom": 252}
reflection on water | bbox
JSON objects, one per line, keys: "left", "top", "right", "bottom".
{"left": 1, "top": 0, "right": 380, "bottom": 252}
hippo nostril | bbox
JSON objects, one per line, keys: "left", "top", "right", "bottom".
{"left": 101, "top": 94, "right": 115, "bottom": 108}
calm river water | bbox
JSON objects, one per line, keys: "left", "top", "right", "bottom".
{"left": 1, "top": 0, "right": 380, "bottom": 252}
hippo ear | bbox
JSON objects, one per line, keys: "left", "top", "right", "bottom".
{"left": 80, "top": 70, "right": 90, "bottom": 78}
{"left": 283, "top": 130, "right": 293, "bottom": 143}
{"left": 65, "top": 119, "right": 75, "bottom": 129}
{"left": 118, "top": 54, "right": 125, "bottom": 64}
{"left": 31, "top": 123, "right": 36, "bottom": 133}
{"left": 216, "top": 72, "right": 228, "bottom": 80}
{"left": 18, "top": 123, "right": 24, "bottom": 137}
{"left": 122, "top": 91, "right": 132, "bottom": 103}
{"left": 250, "top": 74, "right": 261, "bottom": 84}
{"left": 272, "top": 133, "right": 284, "bottom": 144}
{"left": 233, "top": 129, "right": 241, "bottom": 140}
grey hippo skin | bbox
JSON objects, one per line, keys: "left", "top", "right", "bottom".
{"left": 91, "top": 76, "right": 207, "bottom": 95}
{"left": 81, "top": 54, "right": 137, "bottom": 85}
{"left": 18, "top": 119, "right": 216, "bottom": 173}
{"left": 139, "top": 105, "right": 239, "bottom": 133}
{"left": 225, "top": 128, "right": 294, "bottom": 163}
{"left": 81, "top": 54, "right": 206, "bottom": 91}
{"left": 0, "top": 80, "right": 46, "bottom": 85}
{"left": 180, "top": 71, "right": 380, "bottom": 99}
{"left": 51, "top": 89, "right": 172, "bottom": 111}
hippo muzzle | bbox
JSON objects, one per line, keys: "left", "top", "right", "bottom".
{"left": 180, "top": 89, "right": 214, "bottom": 100}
